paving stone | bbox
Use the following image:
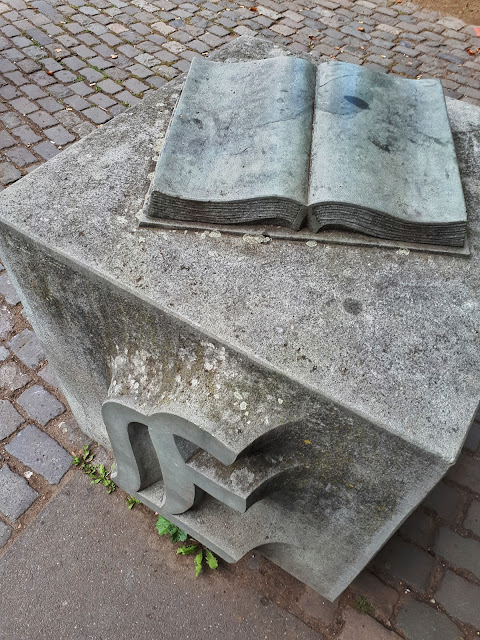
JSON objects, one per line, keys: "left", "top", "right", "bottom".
{"left": 371, "top": 535, "right": 434, "bottom": 593}
{"left": 20, "top": 83, "right": 47, "bottom": 99}
{"left": 5, "top": 424, "right": 71, "bottom": 484}
{"left": 349, "top": 570, "right": 399, "bottom": 624}
{"left": 399, "top": 509, "right": 435, "bottom": 549}
{"left": 10, "top": 123, "right": 41, "bottom": 145}
{"left": 8, "top": 328, "right": 45, "bottom": 368}
{"left": 0, "top": 399, "right": 24, "bottom": 440}
{"left": 44, "top": 124, "right": 76, "bottom": 145}
{"left": 0, "top": 361, "right": 30, "bottom": 392}
{"left": 88, "top": 92, "right": 117, "bottom": 108}
{"left": 0, "top": 520, "right": 11, "bottom": 548}
{"left": 0, "top": 130, "right": 16, "bottom": 150}
{"left": 0, "top": 162, "right": 21, "bottom": 186}
{"left": 464, "top": 500, "right": 480, "bottom": 537}
{"left": 339, "top": 608, "right": 399, "bottom": 640}
{"left": 0, "top": 346, "right": 9, "bottom": 362}
{"left": 434, "top": 527, "right": 480, "bottom": 578}
{"left": 17, "top": 384, "right": 65, "bottom": 426}
{"left": 0, "top": 464, "right": 38, "bottom": 521}
{"left": 58, "top": 417, "right": 92, "bottom": 449}
{"left": 4, "top": 145, "right": 37, "bottom": 166}
{"left": 38, "top": 363, "right": 59, "bottom": 387}
{"left": 82, "top": 106, "right": 111, "bottom": 123}
{"left": 28, "top": 109, "right": 58, "bottom": 128}
{"left": 79, "top": 66, "right": 104, "bottom": 82}
{"left": 396, "top": 596, "right": 461, "bottom": 640}
{"left": 64, "top": 94, "right": 91, "bottom": 110}
{"left": 435, "top": 571, "right": 480, "bottom": 629}
{"left": 33, "top": 140, "right": 60, "bottom": 160}
{"left": 423, "top": 482, "right": 461, "bottom": 522}
{"left": 97, "top": 77, "right": 122, "bottom": 93}
{"left": 448, "top": 453, "right": 480, "bottom": 493}
{"left": 0, "top": 305, "right": 14, "bottom": 339}
{"left": 464, "top": 421, "right": 480, "bottom": 451}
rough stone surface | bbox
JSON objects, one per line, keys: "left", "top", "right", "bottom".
{"left": 349, "top": 571, "right": 399, "bottom": 624}
{"left": 339, "top": 608, "right": 398, "bottom": 640}
{"left": 8, "top": 328, "right": 45, "bottom": 368}
{"left": 396, "top": 596, "right": 462, "bottom": 640}
{"left": 0, "top": 37, "right": 478, "bottom": 602}
{"left": 0, "top": 305, "right": 14, "bottom": 339}
{"left": 58, "top": 417, "right": 92, "bottom": 449}
{"left": 0, "top": 271, "right": 20, "bottom": 305}
{"left": 0, "top": 399, "right": 24, "bottom": 440}
{"left": 464, "top": 500, "right": 480, "bottom": 537}
{"left": 38, "top": 362, "right": 59, "bottom": 387}
{"left": 423, "top": 482, "right": 461, "bottom": 522}
{"left": 0, "top": 464, "right": 38, "bottom": 521}
{"left": 435, "top": 571, "right": 480, "bottom": 629}
{"left": 0, "top": 474, "right": 323, "bottom": 640}
{"left": 16, "top": 384, "right": 65, "bottom": 426}
{"left": 0, "top": 361, "right": 31, "bottom": 393}
{"left": 5, "top": 424, "right": 71, "bottom": 484}
{"left": 372, "top": 536, "right": 435, "bottom": 593}
{"left": 0, "top": 521, "right": 12, "bottom": 548}
{"left": 434, "top": 527, "right": 480, "bottom": 578}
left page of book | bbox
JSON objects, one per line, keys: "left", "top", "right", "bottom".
{"left": 148, "top": 56, "right": 316, "bottom": 229}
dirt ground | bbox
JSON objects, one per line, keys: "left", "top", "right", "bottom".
{"left": 411, "top": 0, "right": 480, "bottom": 25}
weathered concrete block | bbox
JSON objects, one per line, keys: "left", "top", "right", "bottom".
{"left": 0, "top": 37, "right": 479, "bottom": 601}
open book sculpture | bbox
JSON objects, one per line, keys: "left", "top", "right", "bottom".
{"left": 146, "top": 57, "right": 467, "bottom": 247}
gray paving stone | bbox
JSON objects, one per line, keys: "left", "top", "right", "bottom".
{"left": 0, "top": 361, "right": 31, "bottom": 392}
{"left": 0, "top": 305, "right": 14, "bottom": 339}
{"left": 396, "top": 596, "right": 461, "bottom": 640}
{"left": 435, "top": 527, "right": 480, "bottom": 579}
{"left": 0, "top": 162, "right": 21, "bottom": 186}
{"left": 10, "top": 123, "right": 41, "bottom": 145}
{"left": 435, "top": 571, "right": 480, "bottom": 629}
{"left": 44, "top": 124, "right": 75, "bottom": 145}
{"left": 8, "top": 328, "right": 45, "bottom": 368}
{"left": 4, "top": 145, "right": 37, "bottom": 166}
{"left": 33, "top": 140, "right": 60, "bottom": 160}
{"left": 28, "top": 109, "right": 58, "bottom": 128}
{"left": 0, "top": 272, "right": 20, "bottom": 304}
{"left": 0, "top": 399, "right": 24, "bottom": 440}
{"left": 448, "top": 453, "right": 480, "bottom": 493}
{"left": 0, "top": 464, "right": 38, "bottom": 521}
{"left": 464, "top": 500, "right": 480, "bottom": 537}
{"left": 0, "top": 520, "right": 12, "bottom": 547}
{"left": 371, "top": 535, "right": 434, "bottom": 593}
{"left": 5, "top": 424, "right": 71, "bottom": 484}
{"left": 423, "top": 482, "right": 461, "bottom": 522}
{"left": 0, "top": 346, "right": 9, "bottom": 362}
{"left": 38, "top": 362, "right": 59, "bottom": 387}
{"left": 82, "top": 106, "right": 111, "bottom": 123}
{"left": 17, "top": 384, "right": 65, "bottom": 426}
{"left": 58, "top": 417, "right": 92, "bottom": 449}
{"left": 464, "top": 420, "right": 480, "bottom": 452}
{"left": 0, "top": 130, "right": 15, "bottom": 149}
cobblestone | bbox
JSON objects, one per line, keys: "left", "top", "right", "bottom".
{"left": 8, "top": 328, "right": 45, "bottom": 368}
{"left": 339, "top": 608, "right": 399, "bottom": 639}
{"left": 0, "top": 361, "right": 30, "bottom": 392}
{"left": 0, "top": 399, "right": 24, "bottom": 439}
{"left": 0, "top": 520, "right": 11, "bottom": 547}
{"left": 17, "top": 384, "right": 65, "bottom": 425}
{"left": 423, "top": 482, "right": 461, "bottom": 522}
{"left": 0, "top": 305, "right": 14, "bottom": 339}
{"left": 371, "top": 535, "right": 435, "bottom": 593}
{"left": 6, "top": 424, "right": 71, "bottom": 483}
{"left": 464, "top": 500, "right": 480, "bottom": 537}
{"left": 435, "top": 571, "right": 480, "bottom": 629}
{"left": 0, "top": 272, "right": 20, "bottom": 305}
{"left": 434, "top": 527, "right": 480, "bottom": 579}
{"left": 0, "top": 464, "right": 38, "bottom": 520}
{"left": 396, "top": 596, "right": 461, "bottom": 640}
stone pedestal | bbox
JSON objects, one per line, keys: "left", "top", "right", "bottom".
{"left": 0, "top": 37, "right": 479, "bottom": 601}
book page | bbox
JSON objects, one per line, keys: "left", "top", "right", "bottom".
{"left": 151, "top": 56, "right": 316, "bottom": 210}
{"left": 308, "top": 62, "right": 466, "bottom": 227}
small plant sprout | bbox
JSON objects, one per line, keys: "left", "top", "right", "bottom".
{"left": 155, "top": 515, "right": 218, "bottom": 576}
{"left": 71, "top": 445, "right": 116, "bottom": 493}
{"left": 126, "top": 495, "right": 141, "bottom": 510}
{"left": 354, "top": 596, "right": 375, "bottom": 615}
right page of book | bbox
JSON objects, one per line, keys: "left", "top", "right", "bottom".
{"left": 307, "top": 62, "right": 467, "bottom": 245}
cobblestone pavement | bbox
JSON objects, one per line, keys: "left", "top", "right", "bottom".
{"left": 1, "top": 0, "right": 480, "bottom": 637}
{"left": 0, "top": 0, "right": 479, "bottom": 186}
